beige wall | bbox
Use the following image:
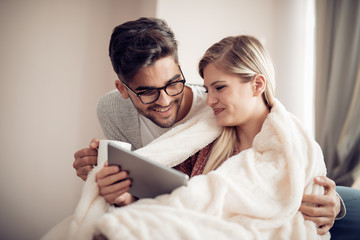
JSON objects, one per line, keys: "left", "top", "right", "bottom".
{"left": 0, "top": 1, "right": 155, "bottom": 239}
{"left": 0, "top": 0, "right": 313, "bottom": 239}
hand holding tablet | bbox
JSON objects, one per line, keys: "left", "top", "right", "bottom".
{"left": 108, "top": 142, "right": 189, "bottom": 198}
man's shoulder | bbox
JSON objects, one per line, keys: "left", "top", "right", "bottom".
{"left": 187, "top": 83, "right": 207, "bottom": 105}
{"left": 97, "top": 89, "right": 137, "bottom": 119}
{"left": 187, "top": 83, "right": 205, "bottom": 92}
{"left": 97, "top": 89, "right": 141, "bottom": 147}
{"left": 98, "top": 89, "right": 133, "bottom": 110}
{"left": 98, "top": 89, "right": 122, "bottom": 104}
{"left": 187, "top": 84, "right": 206, "bottom": 100}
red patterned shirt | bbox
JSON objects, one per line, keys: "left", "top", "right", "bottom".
{"left": 173, "top": 142, "right": 214, "bottom": 178}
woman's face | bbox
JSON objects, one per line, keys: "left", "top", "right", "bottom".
{"left": 203, "top": 63, "right": 259, "bottom": 128}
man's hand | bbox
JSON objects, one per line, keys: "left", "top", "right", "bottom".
{"left": 299, "top": 176, "right": 339, "bottom": 235}
{"left": 95, "top": 163, "right": 135, "bottom": 206}
{"left": 73, "top": 138, "right": 99, "bottom": 181}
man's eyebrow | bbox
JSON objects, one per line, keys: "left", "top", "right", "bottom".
{"left": 134, "top": 74, "right": 182, "bottom": 91}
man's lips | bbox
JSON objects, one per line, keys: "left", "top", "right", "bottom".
{"left": 212, "top": 108, "right": 224, "bottom": 116}
{"left": 152, "top": 106, "right": 172, "bottom": 113}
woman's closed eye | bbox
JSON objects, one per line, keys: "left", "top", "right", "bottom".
{"left": 215, "top": 85, "right": 226, "bottom": 91}
{"left": 204, "top": 85, "right": 226, "bottom": 93}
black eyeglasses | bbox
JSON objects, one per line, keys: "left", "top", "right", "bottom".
{"left": 122, "top": 68, "right": 186, "bottom": 104}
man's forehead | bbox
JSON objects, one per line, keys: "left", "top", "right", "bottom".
{"left": 130, "top": 57, "right": 180, "bottom": 88}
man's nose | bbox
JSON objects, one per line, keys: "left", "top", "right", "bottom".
{"left": 155, "top": 89, "right": 172, "bottom": 106}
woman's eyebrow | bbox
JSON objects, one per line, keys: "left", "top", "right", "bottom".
{"left": 210, "top": 80, "right": 226, "bottom": 86}
{"left": 203, "top": 80, "right": 226, "bottom": 89}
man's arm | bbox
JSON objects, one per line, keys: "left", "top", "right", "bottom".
{"left": 73, "top": 138, "right": 100, "bottom": 181}
{"left": 95, "top": 163, "right": 136, "bottom": 206}
{"left": 299, "top": 176, "right": 343, "bottom": 235}
{"left": 73, "top": 137, "right": 136, "bottom": 205}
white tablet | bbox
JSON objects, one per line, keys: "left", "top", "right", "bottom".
{"left": 108, "top": 142, "right": 189, "bottom": 198}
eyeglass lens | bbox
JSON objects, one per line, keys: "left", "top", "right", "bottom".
{"left": 140, "top": 81, "right": 185, "bottom": 104}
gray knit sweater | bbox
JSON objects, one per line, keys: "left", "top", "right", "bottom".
{"left": 97, "top": 89, "right": 143, "bottom": 150}
{"left": 97, "top": 85, "right": 206, "bottom": 150}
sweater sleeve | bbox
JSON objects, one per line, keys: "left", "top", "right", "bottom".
{"left": 96, "top": 90, "right": 142, "bottom": 150}
{"left": 97, "top": 90, "right": 126, "bottom": 141}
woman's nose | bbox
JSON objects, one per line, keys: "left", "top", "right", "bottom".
{"left": 206, "top": 92, "right": 217, "bottom": 107}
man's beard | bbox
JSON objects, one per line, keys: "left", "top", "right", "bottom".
{"left": 132, "top": 94, "right": 184, "bottom": 128}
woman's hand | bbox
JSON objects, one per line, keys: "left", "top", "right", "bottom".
{"left": 299, "top": 176, "right": 339, "bottom": 235}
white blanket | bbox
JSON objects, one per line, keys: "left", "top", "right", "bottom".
{"left": 68, "top": 99, "right": 329, "bottom": 240}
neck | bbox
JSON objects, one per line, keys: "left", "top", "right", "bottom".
{"left": 175, "top": 86, "right": 193, "bottom": 123}
{"left": 235, "top": 102, "right": 270, "bottom": 151}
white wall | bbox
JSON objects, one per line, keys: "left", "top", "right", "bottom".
{"left": 157, "top": 0, "right": 314, "bottom": 131}
{"left": 0, "top": 0, "right": 313, "bottom": 239}
{"left": 157, "top": 0, "right": 275, "bottom": 85}
{"left": 0, "top": 1, "right": 155, "bottom": 239}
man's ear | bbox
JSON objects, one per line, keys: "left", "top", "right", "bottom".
{"left": 252, "top": 74, "right": 266, "bottom": 96}
{"left": 115, "top": 80, "right": 129, "bottom": 99}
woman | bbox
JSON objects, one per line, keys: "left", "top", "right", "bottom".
{"left": 174, "top": 35, "right": 276, "bottom": 178}
{"left": 70, "top": 35, "right": 329, "bottom": 239}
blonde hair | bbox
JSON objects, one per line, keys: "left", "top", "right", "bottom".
{"left": 198, "top": 35, "right": 276, "bottom": 174}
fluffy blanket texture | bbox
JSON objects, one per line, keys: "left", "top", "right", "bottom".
{"left": 67, "top": 99, "right": 329, "bottom": 240}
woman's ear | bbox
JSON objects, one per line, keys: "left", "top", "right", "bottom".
{"left": 252, "top": 74, "right": 266, "bottom": 96}
{"left": 115, "top": 80, "right": 129, "bottom": 99}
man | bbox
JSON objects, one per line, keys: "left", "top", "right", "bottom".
{"left": 73, "top": 17, "right": 359, "bottom": 238}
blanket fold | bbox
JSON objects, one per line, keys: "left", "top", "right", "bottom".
{"left": 68, "top": 99, "right": 329, "bottom": 240}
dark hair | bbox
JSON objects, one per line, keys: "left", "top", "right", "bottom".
{"left": 109, "top": 17, "right": 178, "bottom": 83}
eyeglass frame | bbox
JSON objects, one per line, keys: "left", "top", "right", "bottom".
{"left": 121, "top": 67, "right": 187, "bottom": 104}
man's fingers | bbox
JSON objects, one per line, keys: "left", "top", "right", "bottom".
{"left": 300, "top": 203, "right": 323, "bottom": 217}
{"left": 73, "top": 156, "right": 98, "bottom": 170}
{"left": 302, "top": 215, "right": 332, "bottom": 227}
{"left": 89, "top": 138, "right": 100, "bottom": 149}
{"left": 113, "top": 192, "right": 136, "bottom": 207}
{"left": 102, "top": 187, "right": 131, "bottom": 205}
{"left": 302, "top": 214, "right": 334, "bottom": 235}
{"left": 73, "top": 139, "right": 100, "bottom": 181}
{"left": 313, "top": 176, "right": 335, "bottom": 191}
{"left": 317, "top": 224, "right": 332, "bottom": 235}
{"left": 301, "top": 194, "right": 323, "bottom": 205}
{"left": 78, "top": 174, "right": 87, "bottom": 181}
{"left": 76, "top": 165, "right": 94, "bottom": 180}
{"left": 74, "top": 147, "right": 98, "bottom": 160}
{"left": 302, "top": 193, "right": 336, "bottom": 207}
{"left": 73, "top": 148, "right": 98, "bottom": 169}
{"left": 299, "top": 176, "right": 338, "bottom": 236}
{"left": 98, "top": 178, "right": 131, "bottom": 196}
{"left": 300, "top": 200, "right": 336, "bottom": 217}
{"left": 96, "top": 167, "right": 132, "bottom": 205}
{"left": 96, "top": 166, "right": 122, "bottom": 182}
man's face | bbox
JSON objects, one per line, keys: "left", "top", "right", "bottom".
{"left": 120, "top": 56, "right": 185, "bottom": 128}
